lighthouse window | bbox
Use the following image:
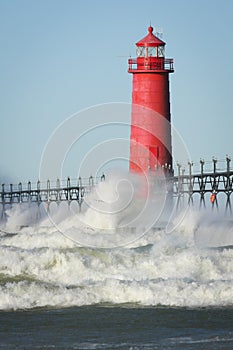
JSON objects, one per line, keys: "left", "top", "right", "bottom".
{"left": 158, "top": 46, "right": 165, "bottom": 57}
{"left": 136, "top": 46, "right": 146, "bottom": 57}
{"left": 148, "top": 47, "right": 156, "bottom": 57}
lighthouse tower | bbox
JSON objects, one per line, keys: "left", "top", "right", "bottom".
{"left": 128, "top": 26, "right": 174, "bottom": 174}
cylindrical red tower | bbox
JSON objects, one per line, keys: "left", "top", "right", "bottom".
{"left": 128, "top": 25, "right": 174, "bottom": 174}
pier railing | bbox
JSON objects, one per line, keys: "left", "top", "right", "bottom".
{"left": 128, "top": 58, "right": 174, "bottom": 72}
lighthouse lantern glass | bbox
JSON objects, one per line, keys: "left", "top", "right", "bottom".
{"left": 148, "top": 47, "right": 156, "bottom": 57}
{"left": 136, "top": 46, "right": 146, "bottom": 57}
{"left": 158, "top": 46, "right": 165, "bottom": 57}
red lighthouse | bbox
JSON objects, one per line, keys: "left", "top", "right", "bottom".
{"left": 128, "top": 26, "right": 174, "bottom": 174}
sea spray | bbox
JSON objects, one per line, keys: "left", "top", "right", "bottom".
{"left": 58, "top": 171, "right": 169, "bottom": 247}
{"left": 4, "top": 203, "right": 42, "bottom": 230}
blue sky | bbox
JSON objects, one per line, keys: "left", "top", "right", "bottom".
{"left": 0, "top": 0, "right": 233, "bottom": 183}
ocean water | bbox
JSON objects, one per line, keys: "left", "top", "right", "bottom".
{"left": 0, "top": 175, "right": 233, "bottom": 349}
{"left": 1, "top": 306, "right": 233, "bottom": 349}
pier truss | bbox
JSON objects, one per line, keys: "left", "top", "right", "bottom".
{"left": 171, "top": 157, "right": 233, "bottom": 213}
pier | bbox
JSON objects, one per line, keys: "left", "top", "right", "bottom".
{"left": 0, "top": 175, "right": 105, "bottom": 216}
{"left": 0, "top": 157, "right": 233, "bottom": 218}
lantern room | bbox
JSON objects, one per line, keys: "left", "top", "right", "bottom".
{"left": 128, "top": 26, "right": 174, "bottom": 72}
{"left": 136, "top": 25, "right": 165, "bottom": 57}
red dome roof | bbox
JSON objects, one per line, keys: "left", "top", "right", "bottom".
{"left": 136, "top": 26, "right": 165, "bottom": 47}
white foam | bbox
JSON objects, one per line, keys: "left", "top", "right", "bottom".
{"left": 1, "top": 241, "right": 233, "bottom": 310}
